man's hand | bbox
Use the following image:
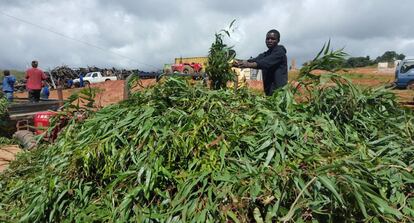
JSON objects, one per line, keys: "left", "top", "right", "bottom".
{"left": 232, "top": 59, "right": 242, "bottom": 67}
{"left": 232, "top": 59, "right": 249, "bottom": 68}
{"left": 239, "top": 60, "right": 249, "bottom": 68}
{"left": 232, "top": 60, "right": 257, "bottom": 69}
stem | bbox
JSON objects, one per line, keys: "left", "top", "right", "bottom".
{"left": 279, "top": 176, "right": 317, "bottom": 222}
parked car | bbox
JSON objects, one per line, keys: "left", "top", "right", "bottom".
{"left": 73, "top": 72, "right": 117, "bottom": 86}
{"left": 394, "top": 59, "right": 414, "bottom": 89}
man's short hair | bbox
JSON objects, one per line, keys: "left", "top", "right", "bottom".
{"left": 3, "top": 70, "right": 10, "bottom": 76}
{"left": 31, "top": 60, "right": 38, "bottom": 68}
{"left": 267, "top": 29, "right": 280, "bottom": 41}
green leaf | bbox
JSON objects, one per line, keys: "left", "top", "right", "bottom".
{"left": 264, "top": 148, "right": 275, "bottom": 167}
{"left": 318, "top": 175, "right": 344, "bottom": 205}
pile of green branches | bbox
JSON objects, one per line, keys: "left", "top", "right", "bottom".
{"left": 1, "top": 49, "right": 414, "bottom": 222}
{"left": 206, "top": 20, "right": 236, "bottom": 90}
{"left": 0, "top": 97, "right": 10, "bottom": 138}
{"left": 0, "top": 96, "right": 7, "bottom": 118}
{"left": 0, "top": 137, "right": 16, "bottom": 146}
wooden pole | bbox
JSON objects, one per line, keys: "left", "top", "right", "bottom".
{"left": 57, "top": 80, "right": 64, "bottom": 107}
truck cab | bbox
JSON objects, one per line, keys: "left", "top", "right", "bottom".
{"left": 395, "top": 59, "right": 414, "bottom": 89}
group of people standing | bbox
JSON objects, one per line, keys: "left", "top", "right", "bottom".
{"left": 2, "top": 60, "right": 49, "bottom": 102}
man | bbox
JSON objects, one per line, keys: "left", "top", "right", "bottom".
{"left": 233, "top": 29, "right": 288, "bottom": 96}
{"left": 26, "top": 60, "right": 47, "bottom": 102}
{"left": 66, "top": 79, "right": 73, "bottom": 88}
{"left": 2, "top": 70, "right": 16, "bottom": 102}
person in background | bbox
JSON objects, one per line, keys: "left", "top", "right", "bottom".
{"left": 233, "top": 29, "right": 288, "bottom": 96}
{"left": 79, "top": 72, "right": 84, "bottom": 87}
{"left": 66, "top": 79, "right": 73, "bottom": 88}
{"left": 40, "top": 82, "right": 50, "bottom": 99}
{"left": 2, "top": 70, "right": 16, "bottom": 102}
{"left": 26, "top": 60, "right": 47, "bottom": 102}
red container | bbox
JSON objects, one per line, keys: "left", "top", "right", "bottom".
{"left": 33, "top": 111, "right": 56, "bottom": 135}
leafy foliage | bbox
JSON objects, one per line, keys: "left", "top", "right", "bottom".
{"left": 341, "top": 51, "right": 406, "bottom": 68}
{"left": 343, "top": 56, "right": 374, "bottom": 68}
{"left": 299, "top": 40, "right": 347, "bottom": 81}
{"left": 0, "top": 97, "right": 10, "bottom": 137}
{"left": 1, "top": 45, "right": 414, "bottom": 222}
{"left": 0, "top": 136, "right": 16, "bottom": 146}
{"left": 206, "top": 20, "right": 236, "bottom": 90}
{"left": 375, "top": 51, "right": 406, "bottom": 63}
{"left": 0, "top": 96, "right": 7, "bottom": 118}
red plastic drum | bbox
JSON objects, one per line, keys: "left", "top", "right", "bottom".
{"left": 33, "top": 111, "right": 56, "bottom": 135}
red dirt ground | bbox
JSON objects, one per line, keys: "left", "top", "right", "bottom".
{"left": 12, "top": 68, "right": 413, "bottom": 105}
{"left": 15, "top": 79, "right": 157, "bottom": 107}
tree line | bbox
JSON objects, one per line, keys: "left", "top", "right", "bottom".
{"left": 342, "top": 51, "right": 406, "bottom": 68}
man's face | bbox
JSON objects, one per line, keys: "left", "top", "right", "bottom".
{"left": 265, "top": 33, "right": 279, "bottom": 49}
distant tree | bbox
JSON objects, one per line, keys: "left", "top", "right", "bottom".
{"left": 303, "top": 50, "right": 406, "bottom": 69}
{"left": 397, "top": 53, "right": 406, "bottom": 60}
{"left": 343, "top": 56, "right": 374, "bottom": 68}
{"left": 375, "top": 51, "right": 406, "bottom": 63}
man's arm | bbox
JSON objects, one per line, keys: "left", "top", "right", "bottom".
{"left": 233, "top": 60, "right": 258, "bottom": 69}
{"left": 233, "top": 52, "right": 265, "bottom": 69}
{"left": 254, "top": 47, "right": 286, "bottom": 70}
{"left": 248, "top": 52, "right": 265, "bottom": 63}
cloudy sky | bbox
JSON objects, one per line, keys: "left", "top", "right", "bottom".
{"left": 0, "top": 0, "right": 413, "bottom": 71}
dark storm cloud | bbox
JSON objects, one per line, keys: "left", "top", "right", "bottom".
{"left": 0, "top": 0, "right": 413, "bottom": 71}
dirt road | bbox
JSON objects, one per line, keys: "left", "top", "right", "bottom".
{"left": 0, "top": 145, "right": 22, "bottom": 172}
{"left": 9, "top": 68, "right": 414, "bottom": 108}
{"left": 15, "top": 79, "right": 157, "bottom": 106}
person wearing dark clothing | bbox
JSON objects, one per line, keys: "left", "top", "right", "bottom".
{"left": 233, "top": 29, "right": 288, "bottom": 96}
{"left": 66, "top": 79, "right": 73, "bottom": 88}
{"left": 79, "top": 73, "right": 84, "bottom": 87}
{"left": 2, "top": 70, "right": 16, "bottom": 102}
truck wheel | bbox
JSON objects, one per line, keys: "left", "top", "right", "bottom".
{"left": 183, "top": 65, "right": 194, "bottom": 74}
{"left": 105, "top": 79, "right": 111, "bottom": 82}
{"left": 407, "top": 81, "right": 414, "bottom": 90}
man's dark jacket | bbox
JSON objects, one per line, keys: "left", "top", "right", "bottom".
{"left": 248, "top": 45, "right": 288, "bottom": 96}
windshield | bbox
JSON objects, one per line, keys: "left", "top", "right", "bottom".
{"left": 401, "top": 61, "right": 414, "bottom": 73}
{"left": 85, "top": 73, "right": 93, "bottom": 77}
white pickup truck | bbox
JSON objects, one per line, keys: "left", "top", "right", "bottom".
{"left": 73, "top": 72, "right": 117, "bottom": 85}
